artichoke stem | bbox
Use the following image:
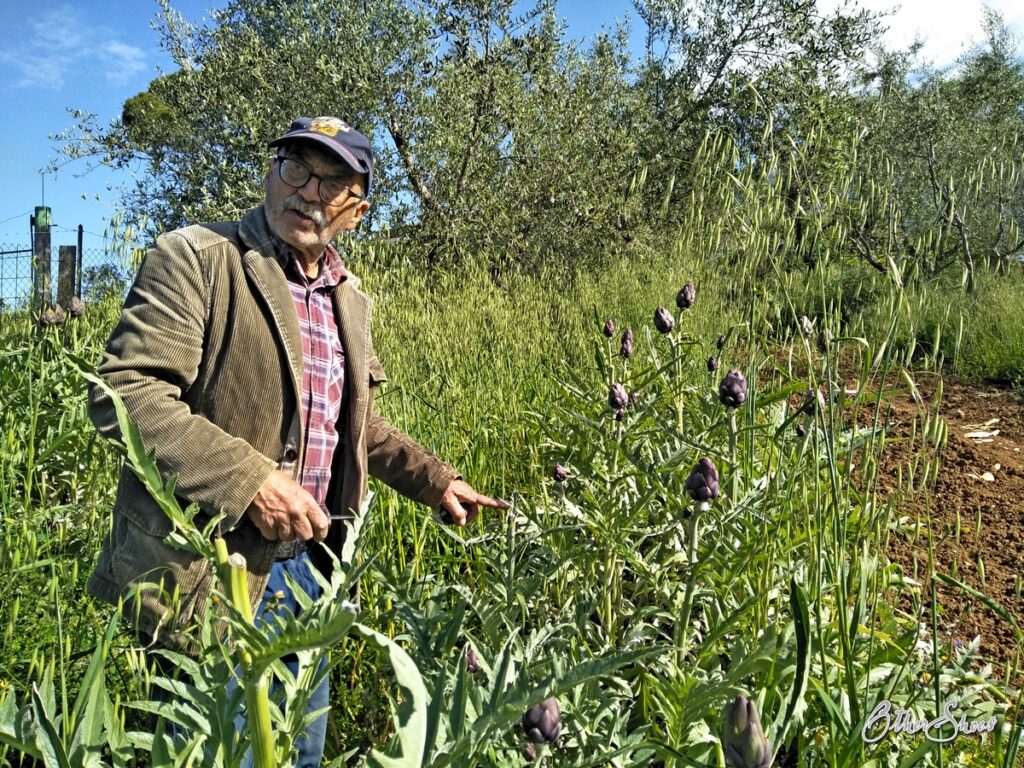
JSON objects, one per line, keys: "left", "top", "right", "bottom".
{"left": 676, "top": 507, "right": 701, "bottom": 658}
{"left": 728, "top": 410, "right": 739, "bottom": 503}
{"left": 245, "top": 675, "right": 276, "bottom": 768}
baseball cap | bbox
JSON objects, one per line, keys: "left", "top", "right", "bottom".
{"left": 269, "top": 116, "right": 374, "bottom": 193}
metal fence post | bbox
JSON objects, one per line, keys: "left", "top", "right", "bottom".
{"left": 77, "top": 224, "right": 84, "bottom": 298}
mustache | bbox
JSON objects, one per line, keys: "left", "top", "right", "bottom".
{"left": 278, "top": 195, "right": 327, "bottom": 226}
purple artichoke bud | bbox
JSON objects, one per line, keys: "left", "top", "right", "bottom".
{"left": 684, "top": 457, "right": 720, "bottom": 502}
{"left": 654, "top": 307, "right": 675, "bottom": 334}
{"left": 52, "top": 304, "right": 66, "bottom": 325}
{"left": 707, "top": 356, "right": 718, "bottom": 373}
{"left": 620, "top": 328, "right": 634, "bottom": 358}
{"left": 799, "top": 315, "right": 814, "bottom": 336}
{"left": 816, "top": 328, "right": 833, "bottom": 353}
{"left": 801, "top": 387, "right": 827, "bottom": 415}
{"left": 609, "top": 383, "right": 628, "bottom": 411}
{"left": 722, "top": 695, "right": 772, "bottom": 768}
{"left": 553, "top": 464, "right": 567, "bottom": 483}
{"left": 719, "top": 369, "right": 748, "bottom": 408}
{"left": 675, "top": 282, "right": 696, "bottom": 309}
{"left": 630, "top": 391, "right": 639, "bottom": 406}
{"left": 523, "top": 697, "right": 561, "bottom": 744}
{"left": 522, "top": 743, "right": 537, "bottom": 761}
{"left": 717, "top": 334, "right": 727, "bottom": 350}
{"left": 603, "top": 318, "right": 615, "bottom": 338}
{"left": 466, "top": 645, "right": 480, "bottom": 674}
{"left": 68, "top": 296, "right": 85, "bottom": 318}
{"left": 795, "top": 423, "right": 806, "bottom": 438}
{"left": 615, "top": 408, "right": 625, "bottom": 422}
{"left": 39, "top": 307, "right": 58, "bottom": 328}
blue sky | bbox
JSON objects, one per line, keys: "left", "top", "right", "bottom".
{"left": 1, "top": 0, "right": 1021, "bottom": 256}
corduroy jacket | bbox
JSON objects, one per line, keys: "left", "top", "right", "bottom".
{"left": 87, "top": 206, "right": 459, "bottom": 649}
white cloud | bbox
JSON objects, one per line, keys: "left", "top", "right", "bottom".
{"left": 820, "top": 0, "right": 1024, "bottom": 67}
{"left": 0, "top": 5, "right": 148, "bottom": 91}
{"left": 100, "top": 41, "right": 147, "bottom": 86}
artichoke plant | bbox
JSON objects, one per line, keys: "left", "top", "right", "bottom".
{"left": 801, "top": 387, "right": 827, "bottom": 415}
{"left": 68, "top": 295, "right": 85, "bottom": 318}
{"left": 675, "top": 282, "right": 696, "bottom": 309}
{"left": 522, "top": 697, "right": 561, "bottom": 744}
{"left": 684, "top": 458, "right": 720, "bottom": 502}
{"left": 816, "top": 328, "right": 833, "bottom": 353}
{"left": 466, "top": 645, "right": 480, "bottom": 674}
{"left": 620, "top": 328, "right": 634, "bottom": 358}
{"left": 39, "top": 307, "right": 58, "bottom": 328}
{"left": 553, "top": 464, "right": 567, "bottom": 483}
{"left": 707, "top": 356, "right": 718, "bottom": 373}
{"left": 614, "top": 408, "right": 625, "bottom": 422}
{"left": 717, "top": 334, "right": 726, "bottom": 350}
{"left": 721, "top": 694, "right": 772, "bottom": 768}
{"left": 603, "top": 318, "right": 615, "bottom": 338}
{"left": 653, "top": 307, "right": 675, "bottom": 334}
{"left": 608, "top": 383, "right": 628, "bottom": 411}
{"left": 719, "top": 369, "right": 747, "bottom": 408}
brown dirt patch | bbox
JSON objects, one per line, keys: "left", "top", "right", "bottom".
{"left": 867, "top": 371, "right": 1024, "bottom": 675}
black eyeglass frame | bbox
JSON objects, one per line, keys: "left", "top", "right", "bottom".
{"left": 273, "top": 155, "right": 367, "bottom": 204}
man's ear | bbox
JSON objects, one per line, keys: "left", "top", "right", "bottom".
{"left": 351, "top": 199, "right": 371, "bottom": 227}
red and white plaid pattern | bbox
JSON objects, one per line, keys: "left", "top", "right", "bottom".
{"left": 271, "top": 234, "right": 348, "bottom": 511}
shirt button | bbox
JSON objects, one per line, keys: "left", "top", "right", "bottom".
{"left": 284, "top": 447, "right": 298, "bottom": 461}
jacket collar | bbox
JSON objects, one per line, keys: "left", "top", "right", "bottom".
{"left": 236, "top": 207, "right": 373, "bottom": 426}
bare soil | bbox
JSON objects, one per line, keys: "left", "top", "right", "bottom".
{"left": 867, "top": 370, "right": 1024, "bottom": 676}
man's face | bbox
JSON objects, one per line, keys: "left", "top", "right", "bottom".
{"left": 263, "top": 142, "right": 370, "bottom": 261}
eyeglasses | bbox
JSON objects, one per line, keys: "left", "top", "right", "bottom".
{"left": 274, "top": 155, "right": 366, "bottom": 204}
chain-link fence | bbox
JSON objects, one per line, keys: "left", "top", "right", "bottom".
{"left": 0, "top": 242, "right": 131, "bottom": 312}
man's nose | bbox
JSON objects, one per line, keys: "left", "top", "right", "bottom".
{"left": 296, "top": 175, "right": 321, "bottom": 203}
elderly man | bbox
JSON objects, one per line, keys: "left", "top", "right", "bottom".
{"left": 87, "top": 116, "right": 508, "bottom": 764}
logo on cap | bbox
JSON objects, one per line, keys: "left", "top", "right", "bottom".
{"left": 308, "top": 117, "right": 350, "bottom": 137}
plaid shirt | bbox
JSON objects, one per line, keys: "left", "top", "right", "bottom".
{"left": 269, "top": 227, "right": 348, "bottom": 556}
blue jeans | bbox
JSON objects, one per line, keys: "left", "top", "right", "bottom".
{"left": 236, "top": 551, "right": 330, "bottom": 767}
{"left": 147, "top": 551, "right": 330, "bottom": 766}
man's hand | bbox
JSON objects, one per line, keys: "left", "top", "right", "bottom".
{"left": 437, "top": 479, "right": 511, "bottom": 526}
{"left": 247, "top": 469, "right": 330, "bottom": 542}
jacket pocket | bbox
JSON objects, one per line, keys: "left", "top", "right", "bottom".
{"left": 115, "top": 472, "right": 175, "bottom": 538}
